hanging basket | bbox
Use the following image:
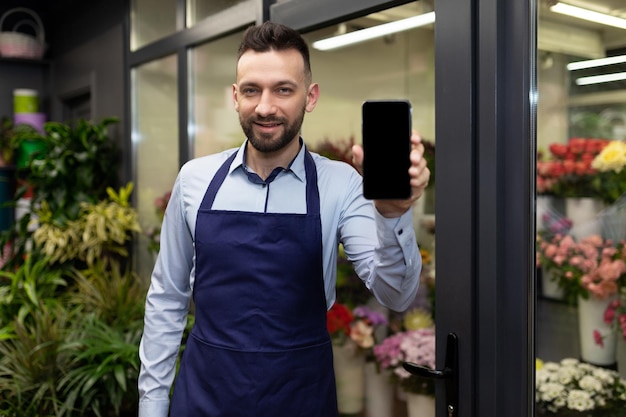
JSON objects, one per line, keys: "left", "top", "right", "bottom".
{"left": 0, "top": 7, "right": 45, "bottom": 59}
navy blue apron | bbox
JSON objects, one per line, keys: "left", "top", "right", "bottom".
{"left": 170, "top": 148, "right": 338, "bottom": 416}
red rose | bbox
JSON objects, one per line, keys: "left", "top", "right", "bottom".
{"left": 549, "top": 143, "right": 568, "bottom": 158}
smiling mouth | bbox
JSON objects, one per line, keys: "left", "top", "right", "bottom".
{"left": 255, "top": 121, "right": 281, "bottom": 128}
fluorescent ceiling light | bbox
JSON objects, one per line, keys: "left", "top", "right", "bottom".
{"left": 550, "top": 2, "right": 626, "bottom": 29}
{"left": 575, "top": 72, "right": 626, "bottom": 85}
{"left": 312, "top": 12, "right": 436, "bottom": 51}
{"left": 567, "top": 55, "right": 626, "bottom": 70}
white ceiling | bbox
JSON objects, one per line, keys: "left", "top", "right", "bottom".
{"left": 539, "top": 0, "right": 626, "bottom": 52}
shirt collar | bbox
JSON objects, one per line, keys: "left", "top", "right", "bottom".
{"left": 228, "top": 138, "right": 307, "bottom": 183}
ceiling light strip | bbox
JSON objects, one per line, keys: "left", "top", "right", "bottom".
{"left": 550, "top": 3, "right": 626, "bottom": 30}
{"left": 575, "top": 72, "right": 626, "bottom": 85}
{"left": 567, "top": 55, "right": 626, "bottom": 71}
{"left": 312, "top": 12, "right": 436, "bottom": 51}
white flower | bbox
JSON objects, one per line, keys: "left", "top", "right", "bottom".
{"left": 538, "top": 382, "right": 565, "bottom": 401}
{"left": 567, "top": 390, "right": 595, "bottom": 411}
{"left": 560, "top": 358, "right": 580, "bottom": 367}
{"left": 579, "top": 375, "right": 603, "bottom": 392}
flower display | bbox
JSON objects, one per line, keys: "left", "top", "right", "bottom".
{"left": 591, "top": 140, "right": 626, "bottom": 204}
{"left": 373, "top": 327, "right": 436, "bottom": 396}
{"left": 537, "top": 233, "right": 626, "bottom": 304}
{"left": 537, "top": 138, "right": 609, "bottom": 198}
{"left": 592, "top": 140, "right": 626, "bottom": 173}
{"left": 535, "top": 358, "right": 626, "bottom": 415}
{"left": 326, "top": 303, "right": 387, "bottom": 350}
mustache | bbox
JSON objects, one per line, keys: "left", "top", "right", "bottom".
{"left": 251, "top": 116, "right": 285, "bottom": 124}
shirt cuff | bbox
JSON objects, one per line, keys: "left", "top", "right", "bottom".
{"left": 375, "top": 206, "right": 415, "bottom": 245}
{"left": 138, "top": 399, "right": 170, "bottom": 417}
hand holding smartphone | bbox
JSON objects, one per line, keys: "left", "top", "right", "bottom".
{"left": 361, "top": 100, "right": 412, "bottom": 200}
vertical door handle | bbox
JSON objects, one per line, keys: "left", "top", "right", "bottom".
{"left": 403, "top": 332, "right": 459, "bottom": 417}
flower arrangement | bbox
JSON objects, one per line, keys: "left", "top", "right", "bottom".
{"left": 326, "top": 302, "right": 387, "bottom": 351}
{"left": 373, "top": 326, "right": 436, "bottom": 396}
{"left": 537, "top": 138, "right": 609, "bottom": 198}
{"left": 535, "top": 358, "right": 626, "bottom": 416}
{"left": 145, "top": 189, "right": 171, "bottom": 254}
{"left": 537, "top": 233, "right": 626, "bottom": 305}
{"left": 591, "top": 140, "right": 626, "bottom": 204}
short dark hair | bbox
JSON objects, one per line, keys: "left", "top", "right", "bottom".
{"left": 238, "top": 21, "right": 312, "bottom": 84}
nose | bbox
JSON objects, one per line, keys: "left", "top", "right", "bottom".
{"left": 255, "top": 90, "right": 277, "bottom": 117}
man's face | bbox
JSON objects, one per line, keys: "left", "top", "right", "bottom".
{"left": 233, "top": 48, "right": 319, "bottom": 153}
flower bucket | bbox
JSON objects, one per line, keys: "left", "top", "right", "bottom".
{"left": 565, "top": 198, "right": 604, "bottom": 240}
{"left": 405, "top": 392, "right": 435, "bottom": 417}
{"left": 541, "top": 267, "right": 564, "bottom": 300}
{"left": 578, "top": 295, "right": 617, "bottom": 366}
{"left": 364, "top": 362, "right": 393, "bottom": 417}
{"left": 332, "top": 342, "right": 365, "bottom": 414}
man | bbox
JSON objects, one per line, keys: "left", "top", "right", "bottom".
{"left": 138, "top": 21, "right": 430, "bottom": 417}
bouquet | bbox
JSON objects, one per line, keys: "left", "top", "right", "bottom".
{"left": 373, "top": 326, "right": 436, "bottom": 396}
{"left": 326, "top": 303, "right": 387, "bottom": 353}
{"left": 591, "top": 140, "right": 626, "bottom": 204}
{"left": 537, "top": 138, "right": 609, "bottom": 198}
{"left": 537, "top": 233, "right": 626, "bottom": 305}
{"left": 536, "top": 358, "right": 626, "bottom": 416}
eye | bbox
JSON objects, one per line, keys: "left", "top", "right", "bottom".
{"left": 277, "top": 87, "right": 293, "bottom": 95}
{"left": 241, "top": 87, "right": 259, "bottom": 96}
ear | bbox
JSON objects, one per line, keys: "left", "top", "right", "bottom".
{"left": 232, "top": 84, "right": 240, "bottom": 112}
{"left": 305, "top": 83, "right": 320, "bottom": 113}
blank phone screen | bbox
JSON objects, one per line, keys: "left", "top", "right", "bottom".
{"left": 362, "top": 100, "right": 412, "bottom": 200}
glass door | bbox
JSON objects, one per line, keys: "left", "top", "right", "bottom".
{"left": 535, "top": 1, "right": 626, "bottom": 416}
{"left": 272, "top": 0, "right": 536, "bottom": 416}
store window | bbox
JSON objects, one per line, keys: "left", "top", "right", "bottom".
{"left": 132, "top": 55, "right": 179, "bottom": 277}
{"left": 191, "top": 31, "right": 243, "bottom": 157}
{"left": 131, "top": 0, "right": 178, "bottom": 50}
{"left": 535, "top": 0, "right": 626, "bottom": 407}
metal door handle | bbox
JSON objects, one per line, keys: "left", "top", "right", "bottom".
{"left": 403, "top": 332, "right": 459, "bottom": 417}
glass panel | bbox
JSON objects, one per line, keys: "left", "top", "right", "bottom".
{"left": 191, "top": 32, "right": 243, "bottom": 156}
{"left": 302, "top": 1, "right": 435, "bottom": 222}
{"left": 304, "top": 3, "right": 436, "bottom": 411}
{"left": 132, "top": 55, "right": 179, "bottom": 278}
{"left": 186, "top": 0, "right": 250, "bottom": 26}
{"left": 131, "top": 0, "right": 178, "bottom": 50}
{"left": 536, "top": 0, "right": 626, "bottom": 414}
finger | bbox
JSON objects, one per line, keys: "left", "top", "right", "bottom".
{"left": 410, "top": 143, "right": 425, "bottom": 166}
{"left": 411, "top": 130, "right": 422, "bottom": 148}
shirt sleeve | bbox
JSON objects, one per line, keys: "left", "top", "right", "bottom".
{"left": 138, "top": 172, "right": 195, "bottom": 415}
{"left": 339, "top": 170, "right": 421, "bottom": 312}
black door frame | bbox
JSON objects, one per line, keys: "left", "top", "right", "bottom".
{"left": 272, "top": 0, "right": 537, "bottom": 416}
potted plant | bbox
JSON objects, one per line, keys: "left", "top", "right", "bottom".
{"left": 327, "top": 302, "right": 379, "bottom": 415}
{"left": 537, "top": 233, "right": 626, "bottom": 365}
{"left": 535, "top": 358, "right": 626, "bottom": 416}
{"left": 373, "top": 326, "right": 436, "bottom": 417}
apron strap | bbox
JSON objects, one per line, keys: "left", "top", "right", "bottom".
{"left": 200, "top": 145, "right": 320, "bottom": 215}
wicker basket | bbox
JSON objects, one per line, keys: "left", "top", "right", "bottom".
{"left": 0, "top": 7, "right": 45, "bottom": 59}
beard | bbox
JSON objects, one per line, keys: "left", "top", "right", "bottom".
{"left": 240, "top": 106, "right": 306, "bottom": 153}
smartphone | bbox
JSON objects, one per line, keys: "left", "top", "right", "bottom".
{"left": 361, "top": 100, "right": 412, "bottom": 200}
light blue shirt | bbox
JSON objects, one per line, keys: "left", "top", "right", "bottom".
{"left": 138, "top": 140, "right": 422, "bottom": 417}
